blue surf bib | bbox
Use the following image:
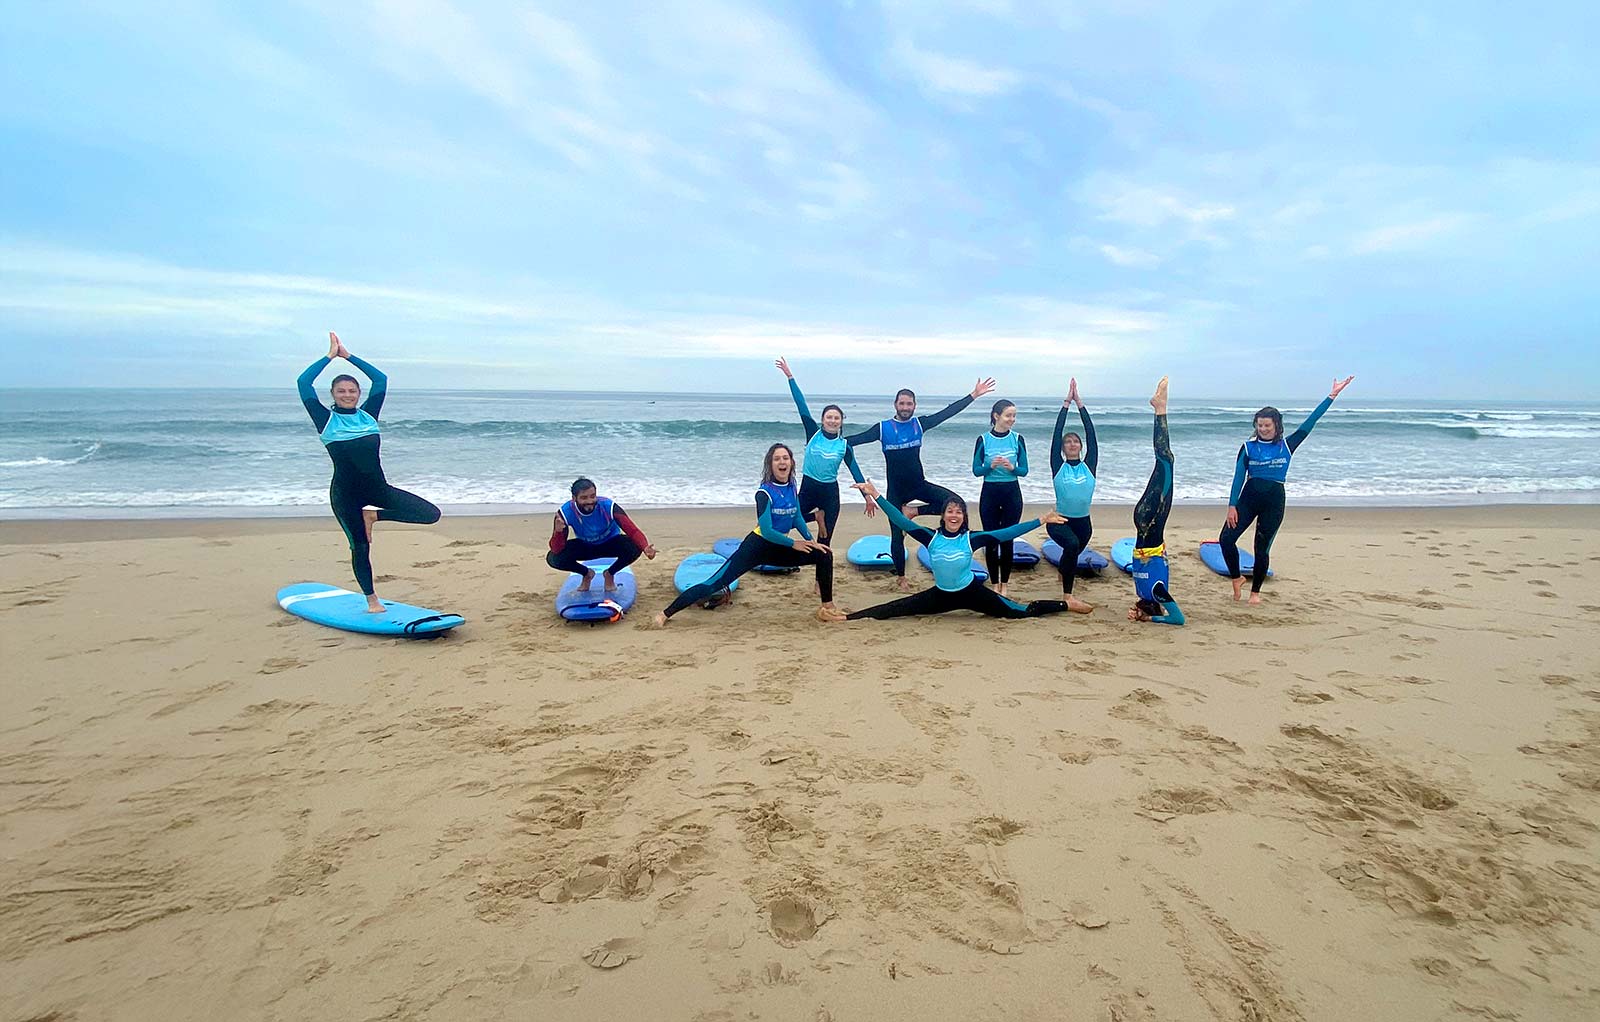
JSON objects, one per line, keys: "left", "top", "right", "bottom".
{"left": 1052, "top": 460, "right": 1096, "bottom": 517}
{"left": 926, "top": 531, "right": 977, "bottom": 591}
{"left": 1243, "top": 437, "right": 1293, "bottom": 484}
{"left": 980, "top": 431, "right": 1021, "bottom": 482}
{"left": 803, "top": 430, "right": 850, "bottom": 483}
{"left": 880, "top": 416, "right": 924, "bottom": 452}
{"left": 320, "top": 406, "right": 380, "bottom": 446}
{"left": 560, "top": 497, "right": 623, "bottom": 544}
{"left": 1132, "top": 553, "right": 1170, "bottom": 602}
{"left": 759, "top": 482, "right": 801, "bottom": 535}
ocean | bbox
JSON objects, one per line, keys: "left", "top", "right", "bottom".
{"left": 2, "top": 388, "right": 1597, "bottom": 518}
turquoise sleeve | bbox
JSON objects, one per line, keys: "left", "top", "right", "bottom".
{"left": 875, "top": 497, "right": 934, "bottom": 544}
{"left": 972, "top": 436, "right": 988, "bottom": 477}
{"left": 1155, "top": 600, "right": 1186, "bottom": 626}
{"left": 977, "top": 518, "right": 1039, "bottom": 545}
{"left": 345, "top": 354, "right": 388, "bottom": 416}
{"left": 1015, "top": 435, "right": 1030, "bottom": 477}
{"left": 1228, "top": 446, "right": 1249, "bottom": 505}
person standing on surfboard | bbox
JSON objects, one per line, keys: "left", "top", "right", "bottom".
{"left": 656, "top": 443, "right": 845, "bottom": 626}
{"left": 1048, "top": 377, "right": 1098, "bottom": 614}
{"left": 1218, "top": 375, "right": 1356, "bottom": 604}
{"left": 841, "top": 481, "right": 1071, "bottom": 621}
{"left": 548, "top": 477, "right": 656, "bottom": 593}
{"left": 971, "top": 398, "right": 1029, "bottom": 597}
{"left": 1128, "top": 378, "right": 1185, "bottom": 626}
{"left": 774, "top": 357, "right": 877, "bottom": 544}
{"left": 297, "top": 332, "right": 440, "bottom": 613}
{"left": 846, "top": 377, "right": 997, "bottom": 591}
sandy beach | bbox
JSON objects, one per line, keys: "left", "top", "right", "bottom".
{"left": 3, "top": 503, "right": 1598, "bottom": 1021}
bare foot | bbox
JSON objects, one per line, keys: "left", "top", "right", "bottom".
{"left": 603, "top": 572, "right": 618, "bottom": 593}
{"left": 816, "top": 604, "right": 846, "bottom": 623}
{"left": 576, "top": 569, "right": 596, "bottom": 592}
{"left": 1247, "top": 592, "right": 1262, "bottom": 606}
{"left": 896, "top": 576, "right": 913, "bottom": 593}
{"left": 1230, "top": 577, "right": 1244, "bottom": 602}
{"left": 901, "top": 503, "right": 919, "bottom": 519}
{"left": 653, "top": 611, "right": 669, "bottom": 628}
{"left": 996, "top": 582, "right": 1009, "bottom": 597}
{"left": 1150, "top": 376, "right": 1169, "bottom": 416}
{"left": 365, "top": 595, "right": 385, "bottom": 613}
{"left": 363, "top": 508, "right": 379, "bottom": 542}
{"left": 1066, "top": 595, "right": 1094, "bottom": 614}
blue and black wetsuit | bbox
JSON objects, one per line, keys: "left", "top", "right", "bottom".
{"left": 847, "top": 499, "right": 1067, "bottom": 620}
{"left": 1219, "top": 396, "right": 1332, "bottom": 592}
{"left": 787, "top": 377, "right": 869, "bottom": 541}
{"left": 1046, "top": 403, "right": 1098, "bottom": 595}
{"left": 662, "top": 479, "right": 833, "bottom": 618}
{"left": 1131, "top": 413, "right": 1184, "bottom": 625}
{"left": 973, "top": 427, "right": 1029, "bottom": 584}
{"left": 846, "top": 394, "right": 974, "bottom": 577}
{"left": 547, "top": 496, "right": 648, "bottom": 576}
{"left": 298, "top": 356, "right": 440, "bottom": 596}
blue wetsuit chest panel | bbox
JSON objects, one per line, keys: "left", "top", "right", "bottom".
{"left": 803, "top": 431, "right": 849, "bottom": 483}
{"left": 320, "top": 406, "right": 381, "bottom": 446}
{"left": 759, "top": 482, "right": 801, "bottom": 534}
{"left": 561, "top": 497, "right": 622, "bottom": 543}
{"left": 1053, "top": 461, "right": 1096, "bottom": 518}
{"left": 1243, "top": 438, "right": 1293, "bottom": 484}
{"left": 927, "top": 531, "right": 977, "bottom": 591}
{"left": 1132, "top": 554, "right": 1169, "bottom": 601}
{"left": 981, "top": 431, "right": 1021, "bottom": 482}
{"left": 880, "top": 416, "right": 924, "bottom": 452}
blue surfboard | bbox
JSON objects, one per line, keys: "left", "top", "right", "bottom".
{"left": 555, "top": 558, "right": 637, "bottom": 622}
{"left": 1010, "top": 539, "right": 1042, "bottom": 567}
{"left": 1198, "top": 540, "right": 1272, "bottom": 578}
{"left": 713, "top": 536, "right": 797, "bottom": 574}
{"left": 674, "top": 552, "right": 740, "bottom": 596}
{"left": 917, "top": 543, "right": 989, "bottom": 582}
{"left": 1041, "top": 541, "right": 1109, "bottom": 574}
{"left": 847, "top": 534, "right": 895, "bottom": 569}
{"left": 1110, "top": 537, "right": 1136, "bottom": 574}
{"left": 276, "top": 583, "right": 464, "bottom": 637}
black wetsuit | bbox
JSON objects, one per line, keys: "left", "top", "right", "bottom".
{"left": 1046, "top": 404, "right": 1098, "bottom": 595}
{"left": 1218, "top": 397, "right": 1332, "bottom": 592}
{"left": 662, "top": 486, "right": 833, "bottom": 618}
{"left": 847, "top": 499, "right": 1068, "bottom": 620}
{"left": 846, "top": 394, "right": 974, "bottom": 576}
{"left": 298, "top": 356, "right": 440, "bottom": 596}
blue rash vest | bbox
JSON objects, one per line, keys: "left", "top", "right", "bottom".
{"left": 803, "top": 430, "right": 852, "bottom": 484}
{"left": 924, "top": 531, "right": 980, "bottom": 591}
{"left": 320, "top": 407, "right": 381, "bottom": 446}
{"left": 752, "top": 481, "right": 810, "bottom": 546}
{"left": 560, "top": 497, "right": 623, "bottom": 544}
{"left": 1132, "top": 551, "right": 1169, "bottom": 602}
{"left": 880, "top": 415, "right": 924, "bottom": 452}
{"left": 1229, "top": 396, "right": 1333, "bottom": 504}
{"left": 1053, "top": 461, "right": 1095, "bottom": 518}
{"left": 974, "top": 430, "right": 1027, "bottom": 483}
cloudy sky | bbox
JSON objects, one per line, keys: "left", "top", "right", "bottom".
{"left": 2, "top": 1, "right": 1597, "bottom": 398}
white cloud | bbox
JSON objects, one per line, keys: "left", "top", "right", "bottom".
{"left": 890, "top": 39, "right": 1022, "bottom": 98}
{"left": 1078, "top": 175, "right": 1235, "bottom": 229}
{"left": 1099, "top": 244, "right": 1162, "bottom": 267}
{"left": 1349, "top": 214, "right": 1468, "bottom": 254}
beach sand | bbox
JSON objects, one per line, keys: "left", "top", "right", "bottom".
{"left": 3, "top": 504, "right": 1598, "bottom": 1021}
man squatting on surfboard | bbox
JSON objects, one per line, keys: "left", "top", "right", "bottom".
{"left": 548, "top": 478, "right": 657, "bottom": 592}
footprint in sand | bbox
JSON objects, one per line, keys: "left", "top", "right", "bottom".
{"left": 582, "top": 937, "right": 642, "bottom": 969}
{"left": 768, "top": 894, "right": 833, "bottom": 945}
{"left": 258, "top": 657, "right": 308, "bottom": 675}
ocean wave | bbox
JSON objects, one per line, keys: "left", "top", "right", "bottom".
{"left": 0, "top": 442, "right": 102, "bottom": 468}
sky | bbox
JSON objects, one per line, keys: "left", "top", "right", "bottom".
{"left": 1, "top": 0, "right": 1597, "bottom": 399}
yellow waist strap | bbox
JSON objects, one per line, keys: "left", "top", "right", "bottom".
{"left": 1134, "top": 543, "right": 1165, "bottom": 560}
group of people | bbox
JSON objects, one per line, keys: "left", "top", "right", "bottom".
{"left": 298, "top": 333, "right": 1355, "bottom": 628}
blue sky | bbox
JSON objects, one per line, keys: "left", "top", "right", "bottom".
{"left": 2, "top": 0, "right": 1597, "bottom": 399}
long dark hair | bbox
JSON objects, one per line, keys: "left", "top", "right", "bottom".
{"left": 989, "top": 399, "right": 1015, "bottom": 428}
{"left": 1253, "top": 406, "right": 1285, "bottom": 442}
{"left": 761, "top": 443, "right": 797, "bottom": 487}
{"left": 939, "top": 494, "right": 970, "bottom": 534}
{"left": 1136, "top": 598, "right": 1162, "bottom": 618}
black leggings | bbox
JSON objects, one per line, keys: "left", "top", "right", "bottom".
{"left": 1133, "top": 414, "right": 1174, "bottom": 550}
{"left": 979, "top": 480, "right": 1024, "bottom": 583}
{"left": 1045, "top": 517, "right": 1093, "bottom": 595}
{"left": 798, "top": 477, "right": 841, "bottom": 541}
{"left": 330, "top": 479, "right": 441, "bottom": 595}
{"left": 663, "top": 533, "right": 833, "bottom": 618}
{"left": 887, "top": 481, "right": 960, "bottom": 577}
{"left": 546, "top": 535, "right": 642, "bottom": 576}
{"left": 1219, "top": 478, "right": 1286, "bottom": 592}
{"left": 848, "top": 577, "right": 1068, "bottom": 620}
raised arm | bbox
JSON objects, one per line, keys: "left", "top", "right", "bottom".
{"left": 1080, "top": 405, "right": 1097, "bottom": 474}
{"left": 918, "top": 392, "right": 976, "bottom": 431}
{"left": 873, "top": 496, "right": 936, "bottom": 545}
{"left": 1288, "top": 376, "right": 1352, "bottom": 452}
{"left": 971, "top": 517, "right": 1042, "bottom": 549}
{"left": 297, "top": 352, "right": 333, "bottom": 433}
{"left": 754, "top": 490, "right": 795, "bottom": 547}
{"left": 845, "top": 421, "right": 881, "bottom": 447}
{"left": 1051, "top": 404, "right": 1068, "bottom": 475}
{"left": 342, "top": 350, "right": 388, "bottom": 417}
{"left": 777, "top": 359, "right": 820, "bottom": 439}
